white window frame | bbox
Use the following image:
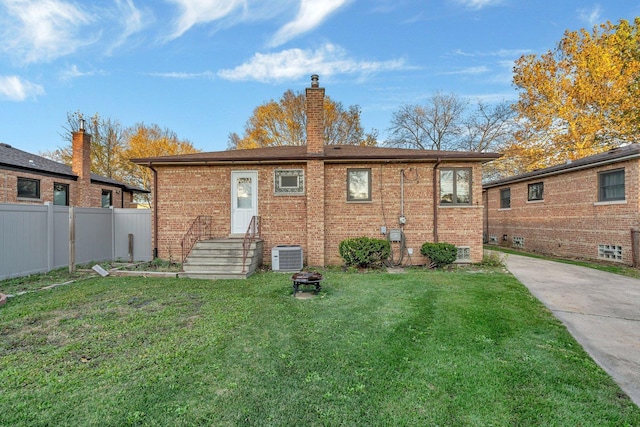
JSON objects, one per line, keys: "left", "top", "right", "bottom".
{"left": 274, "top": 169, "right": 305, "bottom": 195}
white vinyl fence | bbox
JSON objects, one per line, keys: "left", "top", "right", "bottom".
{"left": 0, "top": 203, "right": 152, "bottom": 280}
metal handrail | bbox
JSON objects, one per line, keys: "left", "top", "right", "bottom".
{"left": 242, "top": 216, "right": 261, "bottom": 272}
{"left": 181, "top": 215, "right": 213, "bottom": 265}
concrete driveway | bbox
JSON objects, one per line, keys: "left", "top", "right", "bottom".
{"left": 496, "top": 252, "right": 640, "bottom": 407}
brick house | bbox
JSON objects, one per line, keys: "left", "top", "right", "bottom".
{"left": 132, "top": 76, "right": 499, "bottom": 268}
{"left": 483, "top": 144, "right": 640, "bottom": 265}
{"left": 0, "top": 126, "right": 147, "bottom": 208}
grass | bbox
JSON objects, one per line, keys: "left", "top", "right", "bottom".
{"left": 485, "top": 245, "right": 640, "bottom": 279}
{"left": 1, "top": 269, "right": 639, "bottom": 426}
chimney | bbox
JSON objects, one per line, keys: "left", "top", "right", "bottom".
{"left": 71, "top": 119, "right": 92, "bottom": 207}
{"left": 305, "top": 74, "right": 325, "bottom": 155}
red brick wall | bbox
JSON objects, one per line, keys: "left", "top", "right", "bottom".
{"left": 485, "top": 160, "right": 640, "bottom": 264}
{"left": 72, "top": 129, "right": 92, "bottom": 207}
{"left": 305, "top": 81, "right": 325, "bottom": 155}
{"left": 0, "top": 168, "right": 131, "bottom": 208}
{"left": 152, "top": 160, "right": 486, "bottom": 266}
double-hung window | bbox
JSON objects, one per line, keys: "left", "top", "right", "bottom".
{"left": 500, "top": 188, "right": 511, "bottom": 209}
{"left": 440, "top": 168, "right": 471, "bottom": 205}
{"left": 598, "top": 169, "right": 625, "bottom": 202}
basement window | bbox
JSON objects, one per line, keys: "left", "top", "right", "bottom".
{"left": 17, "top": 177, "right": 40, "bottom": 199}
{"left": 274, "top": 169, "right": 304, "bottom": 195}
{"left": 456, "top": 246, "right": 471, "bottom": 262}
{"left": 598, "top": 244, "right": 622, "bottom": 261}
{"left": 512, "top": 236, "right": 524, "bottom": 249}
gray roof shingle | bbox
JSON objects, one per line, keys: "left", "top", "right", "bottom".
{"left": 483, "top": 143, "right": 640, "bottom": 188}
{"left": 0, "top": 143, "right": 148, "bottom": 193}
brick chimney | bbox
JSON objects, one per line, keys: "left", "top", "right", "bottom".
{"left": 71, "top": 119, "right": 92, "bottom": 207}
{"left": 305, "top": 74, "right": 326, "bottom": 266}
{"left": 305, "top": 74, "right": 325, "bottom": 155}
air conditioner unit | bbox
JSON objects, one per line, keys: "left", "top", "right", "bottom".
{"left": 272, "top": 245, "right": 303, "bottom": 272}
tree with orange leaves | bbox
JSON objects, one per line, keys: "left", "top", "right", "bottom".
{"left": 505, "top": 18, "right": 640, "bottom": 173}
{"left": 227, "top": 89, "right": 378, "bottom": 149}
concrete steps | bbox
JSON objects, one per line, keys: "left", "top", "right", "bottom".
{"left": 181, "top": 239, "right": 263, "bottom": 280}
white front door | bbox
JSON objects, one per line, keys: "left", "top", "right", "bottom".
{"left": 231, "top": 171, "right": 258, "bottom": 235}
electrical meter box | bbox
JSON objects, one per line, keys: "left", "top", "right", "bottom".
{"left": 389, "top": 229, "right": 402, "bottom": 242}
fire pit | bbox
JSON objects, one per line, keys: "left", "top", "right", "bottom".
{"left": 291, "top": 271, "right": 323, "bottom": 295}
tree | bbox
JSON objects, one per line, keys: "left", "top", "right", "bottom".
{"left": 121, "top": 123, "right": 199, "bottom": 205}
{"left": 385, "top": 92, "right": 467, "bottom": 150}
{"left": 509, "top": 18, "right": 640, "bottom": 172}
{"left": 43, "top": 111, "right": 127, "bottom": 181}
{"left": 458, "top": 101, "right": 516, "bottom": 153}
{"left": 44, "top": 113, "right": 200, "bottom": 205}
{"left": 227, "top": 89, "right": 377, "bottom": 149}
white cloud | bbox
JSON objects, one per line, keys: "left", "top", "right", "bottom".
{"left": 107, "top": 0, "right": 149, "bottom": 54}
{"left": 441, "top": 66, "right": 489, "bottom": 75}
{"left": 453, "top": 48, "right": 533, "bottom": 58}
{"left": 269, "top": 0, "right": 351, "bottom": 47}
{"left": 218, "top": 43, "right": 407, "bottom": 82}
{"left": 0, "top": 75, "right": 44, "bottom": 101}
{"left": 453, "top": 0, "right": 503, "bottom": 10}
{"left": 59, "top": 64, "right": 107, "bottom": 81}
{"left": 0, "top": 0, "right": 96, "bottom": 63}
{"left": 145, "top": 71, "right": 217, "bottom": 79}
{"left": 165, "top": 0, "right": 245, "bottom": 40}
{"left": 578, "top": 5, "right": 601, "bottom": 27}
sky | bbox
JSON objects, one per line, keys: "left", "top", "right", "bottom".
{"left": 1, "top": 0, "right": 639, "bottom": 155}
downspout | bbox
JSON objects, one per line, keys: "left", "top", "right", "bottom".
{"left": 432, "top": 158, "right": 441, "bottom": 243}
{"left": 149, "top": 163, "right": 159, "bottom": 259}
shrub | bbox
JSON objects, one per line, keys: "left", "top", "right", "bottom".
{"left": 479, "top": 251, "right": 505, "bottom": 267}
{"left": 420, "top": 242, "right": 457, "bottom": 268}
{"left": 339, "top": 237, "right": 391, "bottom": 268}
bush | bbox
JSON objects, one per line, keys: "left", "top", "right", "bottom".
{"left": 479, "top": 251, "right": 505, "bottom": 267}
{"left": 339, "top": 237, "right": 391, "bottom": 268}
{"left": 420, "top": 242, "right": 457, "bottom": 268}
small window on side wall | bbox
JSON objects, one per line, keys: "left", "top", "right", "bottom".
{"left": 528, "top": 182, "right": 544, "bottom": 201}
{"left": 347, "top": 168, "right": 371, "bottom": 202}
{"left": 274, "top": 169, "right": 304, "bottom": 195}
{"left": 440, "top": 168, "right": 471, "bottom": 205}
{"left": 18, "top": 177, "right": 40, "bottom": 199}
{"left": 599, "top": 169, "right": 625, "bottom": 202}
{"left": 102, "top": 190, "right": 112, "bottom": 208}
{"left": 54, "top": 183, "right": 69, "bottom": 206}
{"left": 500, "top": 188, "right": 511, "bottom": 209}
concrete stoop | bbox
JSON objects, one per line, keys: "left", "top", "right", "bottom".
{"left": 181, "top": 239, "right": 263, "bottom": 280}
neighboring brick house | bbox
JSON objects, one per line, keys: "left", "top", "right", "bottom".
{"left": 0, "top": 126, "right": 147, "bottom": 208}
{"left": 483, "top": 144, "right": 640, "bottom": 265}
{"left": 132, "top": 76, "right": 499, "bottom": 267}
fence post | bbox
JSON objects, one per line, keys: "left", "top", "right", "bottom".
{"left": 69, "top": 206, "right": 76, "bottom": 273}
{"left": 46, "top": 202, "right": 54, "bottom": 272}
{"left": 128, "top": 233, "right": 134, "bottom": 262}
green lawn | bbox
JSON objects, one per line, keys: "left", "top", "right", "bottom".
{"left": 1, "top": 269, "right": 638, "bottom": 426}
